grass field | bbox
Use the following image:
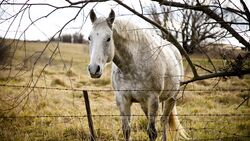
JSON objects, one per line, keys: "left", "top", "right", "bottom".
{"left": 0, "top": 40, "right": 249, "bottom": 141}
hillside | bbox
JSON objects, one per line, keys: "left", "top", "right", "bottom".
{"left": 0, "top": 41, "right": 249, "bottom": 140}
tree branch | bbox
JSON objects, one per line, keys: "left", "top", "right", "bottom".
{"left": 240, "top": 0, "right": 250, "bottom": 29}
{"left": 181, "top": 68, "right": 250, "bottom": 85}
{"left": 152, "top": 0, "right": 250, "bottom": 50}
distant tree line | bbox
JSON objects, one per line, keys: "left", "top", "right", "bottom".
{"left": 51, "top": 33, "right": 88, "bottom": 44}
{"left": 0, "top": 38, "right": 11, "bottom": 66}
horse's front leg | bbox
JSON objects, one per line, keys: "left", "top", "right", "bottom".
{"left": 147, "top": 95, "right": 159, "bottom": 141}
{"left": 116, "top": 93, "right": 132, "bottom": 141}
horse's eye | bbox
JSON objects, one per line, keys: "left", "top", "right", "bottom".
{"left": 106, "top": 37, "right": 111, "bottom": 42}
{"left": 88, "top": 36, "right": 91, "bottom": 41}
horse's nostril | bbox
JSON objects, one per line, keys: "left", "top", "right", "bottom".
{"left": 88, "top": 65, "right": 91, "bottom": 72}
{"left": 96, "top": 65, "right": 100, "bottom": 74}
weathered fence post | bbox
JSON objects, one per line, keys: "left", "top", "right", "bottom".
{"left": 83, "top": 90, "right": 96, "bottom": 141}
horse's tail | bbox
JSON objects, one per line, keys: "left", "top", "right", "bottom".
{"left": 168, "top": 105, "right": 189, "bottom": 140}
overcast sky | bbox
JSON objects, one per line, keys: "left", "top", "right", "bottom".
{"left": 0, "top": 0, "right": 152, "bottom": 40}
{"left": 0, "top": 0, "right": 249, "bottom": 47}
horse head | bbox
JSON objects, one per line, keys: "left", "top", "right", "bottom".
{"left": 87, "top": 9, "right": 115, "bottom": 78}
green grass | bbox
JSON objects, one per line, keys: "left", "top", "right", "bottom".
{"left": 0, "top": 40, "right": 249, "bottom": 140}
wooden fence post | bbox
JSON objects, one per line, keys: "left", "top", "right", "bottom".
{"left": 83, "top": 90, "right": 96, "bottom": 141}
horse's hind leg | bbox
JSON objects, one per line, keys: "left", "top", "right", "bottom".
{"left": 161, "top": 97, "right": 176, "bottom": 141}
{"left": 116, "top": 94, "right": 132, "bottom": 141}
{"left": 147, "top": 95, "right": 159, "bottom": 141}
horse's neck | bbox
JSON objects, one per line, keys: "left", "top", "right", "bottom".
{"left": 112, "top": 32, "right": 152, "bottom": 74}
{"left": 112, "top": 38, "right": 134, "bottom": 73}
{"left": 111, "top": 21, "right": 157, "bottom": 73}
{"left": 112, "top": 31, "right": 138, "bottom": 73}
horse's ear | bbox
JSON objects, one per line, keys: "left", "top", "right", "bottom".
{"left": 90, "top": 9, "right": 97, "bottom": 23}
{"left": 107, "top": 9, "right": 115, "bottom": 27}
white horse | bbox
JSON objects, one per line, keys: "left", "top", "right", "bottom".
{"left": 87, "top": 9, "right": 188, "bottom": 141}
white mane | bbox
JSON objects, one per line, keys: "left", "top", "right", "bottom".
{"left": 113, "top": 20, "right": 150, "bottom": 44}
{"left": 113, "top": 20, "right": 177, "bottom": 53}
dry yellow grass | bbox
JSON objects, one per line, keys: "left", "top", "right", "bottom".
{"left": 0, "top": 40, "right": 249, "bottom": 140}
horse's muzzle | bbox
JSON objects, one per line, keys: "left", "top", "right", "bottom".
{"left": 88, "top": 64, "right": 102, "bottom": 78}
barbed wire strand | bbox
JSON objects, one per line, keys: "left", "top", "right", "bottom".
{"left": 0, "top": 113, "right": 249, "bottom": 118}
{"left": 1, "top": 84, "right": 250, "bottom": 92}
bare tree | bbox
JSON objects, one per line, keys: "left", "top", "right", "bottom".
{"left": 148, "top": 2, "right": 226, "bottom": 54}
{"left": 0, "top": 38, "right": 11, "bottom": 66}
{"left": 72, "top": 33, "right": 84, "bottom": 43}
{"left": 60, "top": 34, "right": 72, "bottom": 43}
{"left": 151, "top": 0, "right": 250, "bottom": 51}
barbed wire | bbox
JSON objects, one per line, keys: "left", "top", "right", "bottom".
{"left": 1, "top": 84, "right": 250, "bottom": 92}
{"left": 0, "top": 113, "right": 249, "bottom": 119}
